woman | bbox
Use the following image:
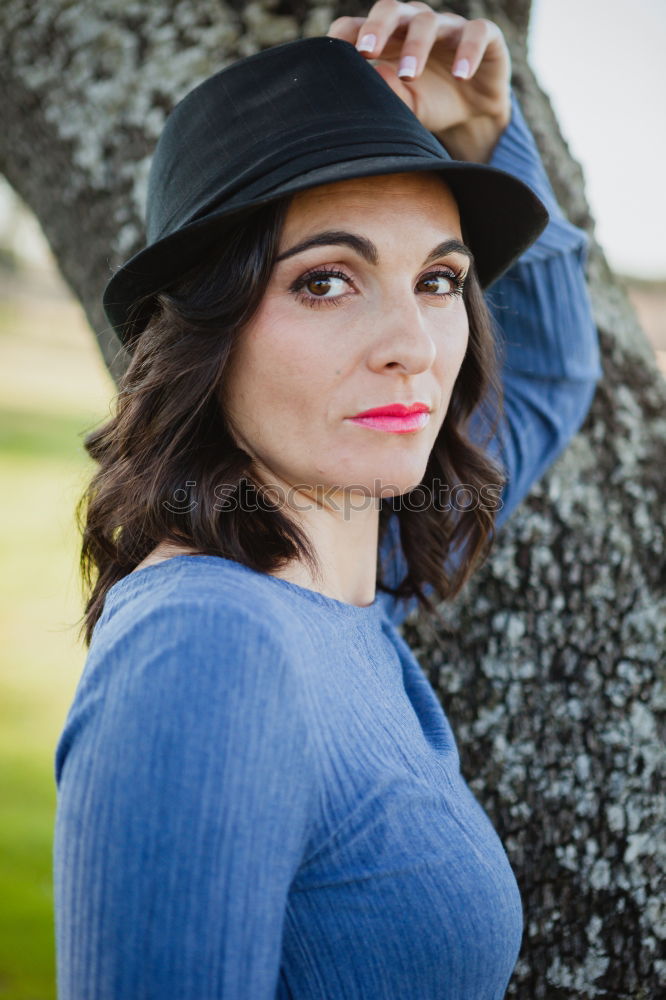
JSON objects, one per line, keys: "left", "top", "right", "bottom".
{"left": 53, "top": 4, "right": 602, "bottom": 998}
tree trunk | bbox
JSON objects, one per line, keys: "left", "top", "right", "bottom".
{"left": 2, "top": 1, "right": 663, "bottom": 995}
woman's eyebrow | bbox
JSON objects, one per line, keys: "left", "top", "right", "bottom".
{"left": 275, "top": 230, "right": 474, "bottom": 267}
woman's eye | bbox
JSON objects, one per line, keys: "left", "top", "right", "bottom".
{"left": 417, "top": 270, "right": 466, "bottom": 297}
{"left": 291, "top": 269, "right": 351, "bottom": 308}
{"left": 290, "top": 266, "right": 466, "bottom": 309}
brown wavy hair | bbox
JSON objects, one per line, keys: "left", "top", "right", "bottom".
{"left": 77, "top": 193, "right": 506, "bottom": 646}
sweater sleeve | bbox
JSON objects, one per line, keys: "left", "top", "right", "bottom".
{"left": 53, "top": 595, "right": 318, "bottom": 999}
{"left": 378, "top": 90, "right": 602, "bottom": 627}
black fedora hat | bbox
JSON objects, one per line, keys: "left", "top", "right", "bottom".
{"left": 103, "top": 35, "right": 549, "bottom": 348}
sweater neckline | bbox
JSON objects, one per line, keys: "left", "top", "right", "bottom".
{"left": 108, "top": 553, "right": 387, "bottom": 621}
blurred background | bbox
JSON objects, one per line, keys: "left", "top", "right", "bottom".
{"left": 0, "top": 0, "right": 664, "bottom": 996}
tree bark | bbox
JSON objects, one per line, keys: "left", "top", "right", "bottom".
{"left": 2, "top": 1, "right": 663, "bottom": 995}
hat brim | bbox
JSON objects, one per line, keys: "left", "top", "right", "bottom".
{"left": 103, "top": 154, "right": 548, "bottom": 348}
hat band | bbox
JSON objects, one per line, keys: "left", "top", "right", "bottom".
{"left": 150, "top": 123, "right": 447, "bottom": 243}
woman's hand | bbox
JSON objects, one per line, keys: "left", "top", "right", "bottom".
{"left": 326, "top": 0, "right": 512, "bottom": 163}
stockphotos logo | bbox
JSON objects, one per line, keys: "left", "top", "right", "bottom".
{"left": 162, "top": 478, "right": 504, "bottom": 518}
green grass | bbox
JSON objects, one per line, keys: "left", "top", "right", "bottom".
{"left": 0, "top": 756, "right": 56, "bottom": 1000}
{"left": 0, "top": 273, "right": 113, "bottom": 999}
{"left": 0, "top": 407, "right": 102, "bottom": 461}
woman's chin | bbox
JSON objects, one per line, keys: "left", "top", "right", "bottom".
{"left": 383, "top": 451, "right": 430, "bottom": 484}
{"left": 336, "top": 461, "right": 431, "bottom": 500}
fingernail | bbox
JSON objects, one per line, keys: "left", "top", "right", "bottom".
{"left": 357, "top": 33, "right": 377, "bottom": 53}
{"left": 452, "top": 57, "right": 470, "bottom": 79}
{"left": 398, "top": 55, "right": 418, "bottom": 79}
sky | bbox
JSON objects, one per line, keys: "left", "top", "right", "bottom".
{"left": 528, "top": 0, "right": 666, "bottom": 278}
{"left": 1, "top": 0, "right": 664, "bottom": 279}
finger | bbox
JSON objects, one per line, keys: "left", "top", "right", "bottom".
{"left": 396, "top": 4, "right": 469, "bottom": 79}
{"left": 450, "top": 18, "right": 507, "bottom": 80}
{"left": 393, "top": 9, "right": 440, "bottom": 79}
{"left": 345, "top": 0, "right": 418, "bottom": 58}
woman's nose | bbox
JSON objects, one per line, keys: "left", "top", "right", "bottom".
{"left": 365, "top": 296, "right": 438, "bottom": 375}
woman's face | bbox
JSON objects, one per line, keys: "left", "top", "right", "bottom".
{"left": 221, "top": 171, "right": 470, "bottom": 507}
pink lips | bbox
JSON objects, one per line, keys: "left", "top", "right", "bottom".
{"left": 347, "top": 402, "right": 430, "bottom": 434}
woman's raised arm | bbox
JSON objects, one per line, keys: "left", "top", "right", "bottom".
{"left": 470, "top": 88, "right": 602, "bottom": 529}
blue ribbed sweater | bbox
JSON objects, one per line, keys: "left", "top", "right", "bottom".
{"left": 53, "top": 91, "right": 602, "bottom": 999}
